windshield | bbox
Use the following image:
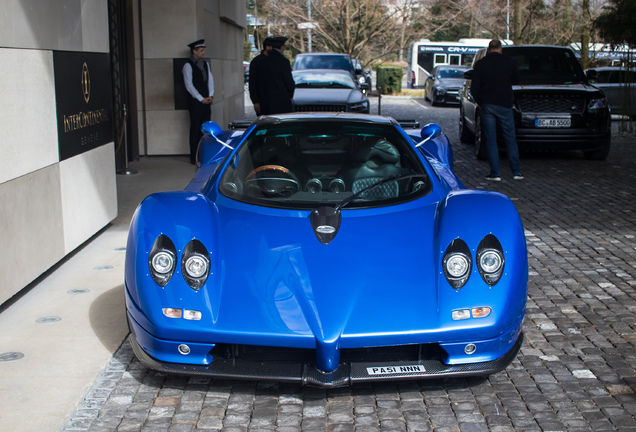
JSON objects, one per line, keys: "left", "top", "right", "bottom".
{"left": 437, "top": 68, "right": 467, "bottom": 79}
{"left": 504, "top": 47, "right": 586, "bottom": 85}
{"left": 293, "top": 70, "right": 356, "bottom": 89}
{"left": 294, "top": 55, "right": 353, "bottom": 73}
{"left": 218, "top": 121, "right": 431, "bottom": 209}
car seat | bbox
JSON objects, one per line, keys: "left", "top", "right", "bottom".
{"left": 341, "top": 139, "right": 407, "bottom": 199}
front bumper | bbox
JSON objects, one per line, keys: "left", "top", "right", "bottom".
{"left": 127, "top": 310, "right": 524, "bottom": 387}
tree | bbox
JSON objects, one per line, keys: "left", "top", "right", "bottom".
{"left": 594, "top": 0, "right": 636, "bottom": 46}
{"left": 594, "top": 0, "right": 636, "bottom": 132}
{"left": 264, "top": 0, "right": 432, "bottom": 66}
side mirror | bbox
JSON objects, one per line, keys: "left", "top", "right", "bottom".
{"left": 463, "top": 69, "right": 473, "bottom": 79}
{"left": 416, "top": 123, "right": 442, "bottom": 147}
{"left": 586, "top": 69, "right": 598, "bottom": 82}
{"left": 201, "top": 121, "right": 223, "bottom": 137}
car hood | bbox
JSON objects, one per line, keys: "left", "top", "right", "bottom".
{"left": 514, "top": 83, "right": 602, "bottom": 94}
{"left": 293, "top": 88, "right": 366, "bottom": 104}
{"left": 437, "top": 78, "right": 465, "bottom": 87}
{"left": 209, "top": 201, "right": 441, "bottom": 347}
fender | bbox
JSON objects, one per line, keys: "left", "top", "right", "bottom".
{"left": 434, "top": 189, "right": 528, "bottom": 336}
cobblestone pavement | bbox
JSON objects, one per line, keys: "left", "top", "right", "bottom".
{"left": 62, "top": 97, "right": 636, "bottom": 431}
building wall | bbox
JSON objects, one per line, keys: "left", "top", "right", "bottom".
{"left": 0, "top": 0, "right": 246, "bottom": 306}
{"left": 0, "top": 0, "right": 116, "bottom": 306}
{"left": 134, "top": 0, "right": 246, "bottom": 156}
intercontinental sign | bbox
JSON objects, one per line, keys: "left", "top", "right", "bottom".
{"left": 54, "top": 51, "right": 113, "bottom": 161}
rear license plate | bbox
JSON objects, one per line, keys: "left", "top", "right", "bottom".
{"left": 535, "top": 118, "right": 571, "bottom": 128}
{"left": 366, "top": 364, "right": 426, "bottom": 375}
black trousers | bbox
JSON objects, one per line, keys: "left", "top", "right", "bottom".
{"left": 188, "top": 101, "right": 211, "bottom": 163}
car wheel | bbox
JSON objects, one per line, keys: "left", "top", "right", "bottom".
{"left": 474, "top": 112, "right": 488, "bottom": 160}
{"left": 431, "top": 94, "right": 438, "bottom": 106}
{"left": 459, "top": 106, "right": 473, "bottom": 144}
{"left": 583, "top": 135, "right": 611, "bottom": 160}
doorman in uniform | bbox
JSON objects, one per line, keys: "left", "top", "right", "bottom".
{"left": 183, "top": 39, "right": 215, "bottom": 164}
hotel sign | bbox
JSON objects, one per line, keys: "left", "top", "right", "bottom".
{"left": 54, "top": 51, "right": 113, "bottom": 161}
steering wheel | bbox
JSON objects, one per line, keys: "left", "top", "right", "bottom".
{"left": 245, "top": 165, "right": 300, "bottom": 197}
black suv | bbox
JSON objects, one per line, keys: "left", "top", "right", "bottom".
{"left": 459, "top": 45, "right": 611, "bottom": 160}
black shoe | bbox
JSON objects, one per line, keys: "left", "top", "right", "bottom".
{"left": 485, "top": 175, "right": 501, "bottom": 181}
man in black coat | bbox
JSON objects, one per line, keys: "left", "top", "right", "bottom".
{"left": 258, "top": 36, "right": 295, "bottom": 115}
{"left": 471, "top": 39, "right": 523, "bottom": 181}
{"left": 248, "top": 37, "right": 272, "bottom": 116}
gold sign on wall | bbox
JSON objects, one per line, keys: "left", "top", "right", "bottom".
{"left": 54, "top": 51, "right": 113, "bottom": 161}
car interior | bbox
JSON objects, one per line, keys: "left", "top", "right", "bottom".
{"left": 218, "top": 122, "right": 431, "bottom": 208}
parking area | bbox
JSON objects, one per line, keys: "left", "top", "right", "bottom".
{"left": 22, "top": 96, "right": 636, "bottom": 431}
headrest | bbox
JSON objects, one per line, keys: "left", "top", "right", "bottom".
{"left": 354, "top": 139, "right": 400, "bottom": 165}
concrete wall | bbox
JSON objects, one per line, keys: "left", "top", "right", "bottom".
{"left": 0, "top": 0, "right": 246, "bottom": 306}
{"left": 135, "top": 0, "right": 246, "bottom": 156}
{"left": 0, "top": 0, "right": 117, "bottom": 306}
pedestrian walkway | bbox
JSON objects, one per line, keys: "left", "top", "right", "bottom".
{"left": 0, "top": 157, "right": 196, "bottom": 431}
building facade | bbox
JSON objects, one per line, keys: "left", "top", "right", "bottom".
{"left": 0, "top": 0, "right": 246, "bottom": 306}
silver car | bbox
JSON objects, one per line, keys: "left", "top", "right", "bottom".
{"left": 586, "top": 66, "right": 636, "bottom": 118}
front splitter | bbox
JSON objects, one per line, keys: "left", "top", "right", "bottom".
{"left": 129, "top": 333, "right": 523, "bottom": 388}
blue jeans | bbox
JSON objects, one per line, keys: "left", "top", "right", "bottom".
{"left": 481, "top": 104, "right": 522, "bottom": 177}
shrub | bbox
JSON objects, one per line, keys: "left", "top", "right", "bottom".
{"left": 376, "top": 66, "right": 403, "bottom": 94}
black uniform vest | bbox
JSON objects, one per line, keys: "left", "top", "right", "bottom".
{"left": 187, "top": 59, "right": 209, "bottom": 99}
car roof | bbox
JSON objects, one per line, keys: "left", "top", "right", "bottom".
{"left": 586, "top": 66, "right": 636, "bottom": 71}
{"left": 436, "top": 65, "right": 469, "bottom": 69}
{"left": 292, "top": 68, "right": 353, "bottom": 75}
{"left": 254, "top": 112, "right": 398, "bottom": 126}
{"left": 296, "top": 52, "right": 352, "bottom": 57}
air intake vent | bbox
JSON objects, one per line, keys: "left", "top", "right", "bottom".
{"left": 295, "top": 105, "right": 347, "bottom": 112}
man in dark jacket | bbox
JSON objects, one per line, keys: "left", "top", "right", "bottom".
{"left": 471, "top": 39, "right": 523, "bottom": 181}
{"left": 248, "top": 37, "right": 272, "bottom": 116}
{"left": 258, "top": 36, "right": 295, "bottom": 115}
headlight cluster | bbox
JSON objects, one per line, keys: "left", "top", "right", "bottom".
{"left": 588, "top": 97, "right": 608, "bottom": 111}
{"left": 149, "top": 235, "right": 211, "bottom": 290}
{"left": 443, "top": 234, "right": 505, "bottom": 289}
{"left": 349, "top": 101, "right": 369, "bottom": 112}
{"left": 434, "top": 86, "right": 447, "bottom": 96}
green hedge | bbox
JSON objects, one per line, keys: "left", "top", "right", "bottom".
{"left": 376, "top": 66, "right": 403, "bottom": 94}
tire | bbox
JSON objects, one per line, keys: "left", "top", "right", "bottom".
{"left": 583, "top": 135, "right": 611, "bottom": 160}
{"left": 474, "top": 112, "right": 488, "bottom": 160}
{"left": 459, "top": 107, "right": 473, "bottom": 144}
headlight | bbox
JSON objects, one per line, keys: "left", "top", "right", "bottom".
{"left": 476, "top": 234, "right": 505, "bottom": 286}
{"left": 148, "top": 235, "right": 177, "bottom": 287}
{"left": 181, "top": 239, "right": 211, "bottom": 290}
{"left": 185, "top": 255, "right": 208, "bottom": 278}
{"left": 446, "top": 254, "right": 470, "bottom": 278}
{"left": 152, "top": 252, "right": 174, "bottom": 274}
{"left": 588, "top": 97, "right": 607, "bottom": 111}
{"left": 442, "top": 239, "right": 472, "bottom": 289}
{"left": 479, "top": 251, "right": 503, "bottom": 273}
{"left": 434, "top": 86, "right": 447, "bottom": 95}
{"left": 349, "top": 101, "right": 369, "bottom": 111}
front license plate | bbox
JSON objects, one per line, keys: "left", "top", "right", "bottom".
{"left": 535, "top": 118, "right": 571, "bottom": 128}
{"left": 366, "top": 365, "right": 426, "bottom": 375}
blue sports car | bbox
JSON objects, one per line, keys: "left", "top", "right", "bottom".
{"left": 125, "top": 113, "right": 528, "bottom": 387}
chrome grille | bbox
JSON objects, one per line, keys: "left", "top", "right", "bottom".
{"left": 295, "top": 105, "right": 347, "bottom": 112}
{"left": 517, "top": 94, "right": 585, "bottom": 114}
